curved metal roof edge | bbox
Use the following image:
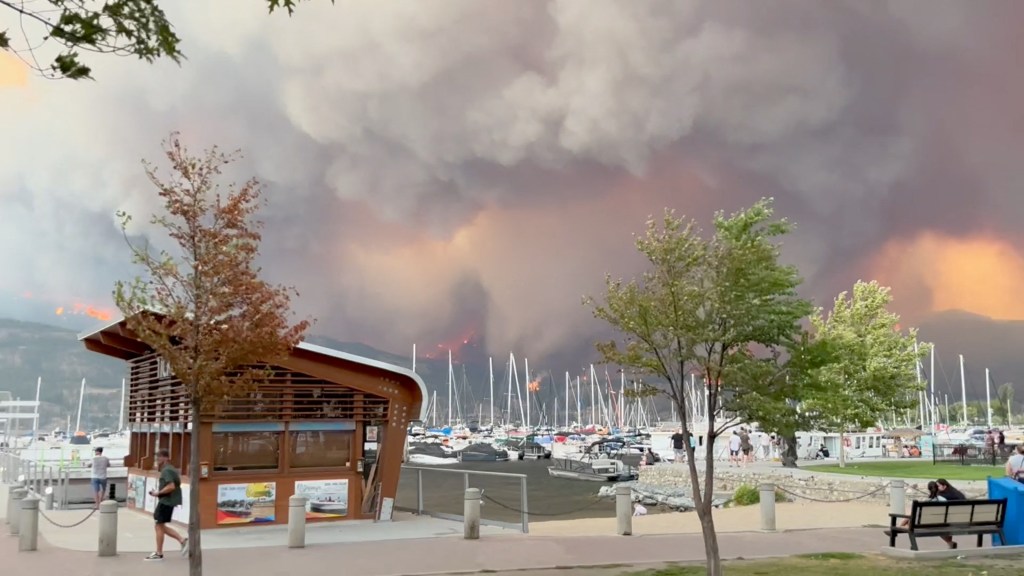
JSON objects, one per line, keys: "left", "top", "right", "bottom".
{"left": 296, "top": 341, "right": 428, "bottom": 421}
{"left": 77, "top": 316, "right": 428, "bottom": 421}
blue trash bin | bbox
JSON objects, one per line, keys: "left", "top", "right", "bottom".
{"left": 987, "top": 477, "right": 1024, "bottom": 545}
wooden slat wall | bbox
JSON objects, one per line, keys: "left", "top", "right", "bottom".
{"left": 127, "top": 353, "right": 390, "bottom": 425}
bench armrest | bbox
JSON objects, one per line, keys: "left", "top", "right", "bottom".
{"left": 888, "top": 513, "right": 910, "bottom": 519}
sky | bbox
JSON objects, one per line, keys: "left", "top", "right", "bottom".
{"left": 2, "top": 1, "right": 1024, "bottom": 394}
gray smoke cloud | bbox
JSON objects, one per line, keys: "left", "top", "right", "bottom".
{"left": 2, "top": 0, "right": 1023, "bottom": 368}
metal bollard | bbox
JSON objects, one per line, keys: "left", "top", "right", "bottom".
{"left": 889, "top": 480, "right": 905, "bottom": 517}
{"left": 288, "top": 495, "right": 307, "bottom": 548}
{"left": 98, "top": 500, "right": 118, "bottom": 557}
{"left": 615, "top": 485, "right": 632, "bottom": 536}
{"left": 759, "top": 483, "right": 776, "bottom": 532}
{"left": 9, "top": 488, "right": 27, "bottom": 535}
{"left": 19, "top": 495, "right": 40, "bottom": 552}
{"left": 464, "top": 488, "right": 481, "bottom": 540}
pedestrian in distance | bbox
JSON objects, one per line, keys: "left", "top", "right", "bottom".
{"left": 89, "top": 447, "right": 110, "bottom": 510}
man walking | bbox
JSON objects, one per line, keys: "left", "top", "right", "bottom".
{"left": 670, "top": 428, "right": 687, "bottom": 464}
{"left": 146, "top": 449, "right": 187, "bottom": 561}
{"left": 89, "top": 447, "right": 110, "bottom": 510}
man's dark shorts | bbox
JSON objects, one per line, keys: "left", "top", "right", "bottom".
{"left": 154, "top": 503, "right": 174, "bottom": 524}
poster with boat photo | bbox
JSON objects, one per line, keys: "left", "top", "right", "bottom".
{"left": 294, "top": 479, "right": 348, "bottom": 519}
{"left": 128, "top": 474, "right": 147, "bottom": 509}
{"left": 216, "top": 482, "right": 276, "bottom": 525}
{"left": 144, "top": 477, "right": 158, "bottom": 512}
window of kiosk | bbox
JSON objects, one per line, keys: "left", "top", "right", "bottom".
{"left": 289, "top": 422, "right": 355, "bottom": 469}
{"left": 212, "top": 423, "right": 283, "bottom": 472}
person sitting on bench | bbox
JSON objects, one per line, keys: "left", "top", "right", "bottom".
{"left": 935, "top": 478, "right": 966, "bottom": 549}
{"left": 899, "top": 481, "right": 944, "bottom": 528}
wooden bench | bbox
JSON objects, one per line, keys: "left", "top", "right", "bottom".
{"left": 887, "top": 498, "right": 1008, "bottom": 550}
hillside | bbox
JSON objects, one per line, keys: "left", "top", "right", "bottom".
{"left": 0, "top": 319, "right": 126, "bottom": 431}
{"left": 0, "top": 319, "right": 516, "bottom": 431}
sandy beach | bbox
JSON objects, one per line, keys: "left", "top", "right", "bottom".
{"left": 528, "top": 501, "right": 890, "bottom": 536}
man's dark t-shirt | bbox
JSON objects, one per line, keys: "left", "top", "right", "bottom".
{"left": 159, "top": 465, "right": 183, "bottom": 507}
{"left": 671, "top": 433, "right": 685, "bottom": 450}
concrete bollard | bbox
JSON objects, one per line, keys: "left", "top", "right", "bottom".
{"left": 759, "top": 483, "right": 776, "bottom": 532}
{"left": 6, "top": 482, "right": 23, "bottom": 525}
{"left": 19, "top": 495, "right": 39, "bottom": 552}
{"left": 464, "top": 488, "right": 481, "bottom": 540}
{"left": 889, "top": 480, "right": 905, "bottom": 517}
{"left": 43, "top": 488, "right": 54, "bottom": 511}
{"left": 288, "top": 495, "right": 307, "bottom": 549}
{"left": 98, "top": 500, "right": 118, "bottom": 557}
{"left": 615, "top": 485, "right": 632, "bottom": 536}
{"left": 9, "top": 488, "right": 27, "bottom": 535}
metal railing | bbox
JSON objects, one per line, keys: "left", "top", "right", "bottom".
{"left": 0, "top": 451, "right": 88, "bottom": 509}
{"left": 399, "top": 465, "right": 529, "bottom": 533}
{"left": 932, "top": 443, "right": 1019, "bottom": 466}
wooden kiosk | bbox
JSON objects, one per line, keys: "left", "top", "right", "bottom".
{"left": 79, "top": 317, "right": 425, "bottom": 528}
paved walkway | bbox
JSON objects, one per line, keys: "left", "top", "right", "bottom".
{"left": 2, "top": 480, "right": 957, "bottom": 576}
{"left": 2, "top": 525, "right": 958, "bottom": 576}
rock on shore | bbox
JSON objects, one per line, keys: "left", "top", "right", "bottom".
{"left": 597, "top": 480, "right": 732, "bottom": 510}
{"left": 634, "top": 464, "right": 892, "bottom": 505}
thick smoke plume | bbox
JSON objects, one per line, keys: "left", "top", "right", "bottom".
{"left": 2, "top": 1, "right": 1023, "bottom": 372}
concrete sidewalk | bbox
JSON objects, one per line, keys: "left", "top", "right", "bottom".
{"left": 3, "top": 525, "right": 959, "bottom": 576}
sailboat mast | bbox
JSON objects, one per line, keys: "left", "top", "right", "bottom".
{"left": 507, "top": 354, "right": 514, "bottom": 425}
{"left": 119, "top": 378, "right": 126, "bottom": 432}
{"left": 412, "top": 344, "right": 417, "bottom": 373}
{"left": 488, "top": 357, "right": 494, "bottom": 426}
{"left": 930, "top": 345, "right": 935, "bottom": 427}
{"left": 959, "top": 354, "right": 967, "bottom": 424}
{"left": 914, "top": 342, "right": 924, "bottom": 428}
{"left": 565, "top": 373, "right": 573, "bottom": 426}
{"left": 447, "top": 350, "right": 453, "bottom": 426}
{"left": 524, "top": 358, "right": 531, "bottom": 430}
{"left": 985, "top": 368, "right": 992, "bottom": 428}
{"left": 589, "top": 366, "right": 595, "bottom": 425}
{"left": 75, "top": 378, "right": 86, "bottom": 433}
{"left": 32, "top": 376, "right": 42, "bottom": 440}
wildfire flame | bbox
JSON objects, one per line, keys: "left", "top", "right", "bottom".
{"left": 55, "top": 302, "right": 113, "bottom": 322}
{"left": 527, "top": 379, "right": 541, "bottom": 393}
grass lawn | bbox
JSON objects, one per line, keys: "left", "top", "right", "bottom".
{"left": 804, "top": 460, "right": 1003, "bottom": 481}
{"left": 624, "top": 552, "right": 1024, "bottom": 576}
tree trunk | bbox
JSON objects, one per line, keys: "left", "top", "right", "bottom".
{"left": 189, "top": 398, "right": 203, "bottom": 576}
{"left": 694, "top": 428, "right": 722, "bottom": 576}
{"left": 781, "top": 432, "right": 799, "bottom": 468}
{"left": 838, "top": 431, "right": 846, "bottom": 468}
{"left": 697, "top": 505, "right": 723, "bottom": 576}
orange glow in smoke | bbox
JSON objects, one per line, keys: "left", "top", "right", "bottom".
{"left": 527, "top": 379, "right": 541, "bottom": 393}
{"left": 423, "top": 329, "right": 479, "bottom": 361}
{"left": 54, "top": 301, "right": 114, "bottom": 322}
{"left": 871, "top": 232, "right": 1024, "bottom": 321}
{"left": 0, "top": 53, "right": 28, "bottom": 88}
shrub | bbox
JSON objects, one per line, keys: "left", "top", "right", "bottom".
{"left": 732, "top": 484, "right": 760, "bottom": 506}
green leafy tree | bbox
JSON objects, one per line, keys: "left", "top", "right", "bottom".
{"left": 114, "top": 134, "right": 311, "bottom": 576}
{"left": 997, "top": 383, "right": 1015, "bottom": 426}
{"left": 725, "top": 333, "right": 835, "bottom": 468}
{"left": 586, "top": 198, "right": 810, "bottom": 576}
{"left": 0, "top": 0, "right": 321, "bottom": 79}
{"left": 801, "top": 281, "right": 925, "bottom": 467}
